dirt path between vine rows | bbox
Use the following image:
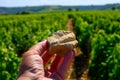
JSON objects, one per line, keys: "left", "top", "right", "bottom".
{"left": 66, "top": 18, "right": 90, "bottom": 80}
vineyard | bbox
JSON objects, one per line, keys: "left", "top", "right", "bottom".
{"left": 0, "top": 10, "right": 120, "bottom": 80}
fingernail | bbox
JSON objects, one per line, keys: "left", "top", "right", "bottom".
{"left": 41, "top": 39, "right": 47, "bottom": 42}
{"left": 41, "top": 39, "right": 49, "bottom": 47}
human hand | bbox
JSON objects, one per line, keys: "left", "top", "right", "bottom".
{"left": 17, "top": 40, "right": 75, "bottom": 80}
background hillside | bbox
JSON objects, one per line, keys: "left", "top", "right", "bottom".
{"left": 0, "top": 3, "right": 120, "bottom": 14}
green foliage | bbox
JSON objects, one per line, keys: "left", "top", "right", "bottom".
{"left": 0, "top": 42, "right": 20, "bottom": 80}
{"left": 0, "top": 12, "right": 67, "bottom": 79}
{"left": 0, "top": 10, "right": 120, "bottom": 80}
{"left": 68, "top": 8, "right": 72, "bottom": 11}
{"left": 89, "top": 30, "right": 120, "bottom": 80}
{"left": 111, "top": 6, "right": 116, "bottom": 10}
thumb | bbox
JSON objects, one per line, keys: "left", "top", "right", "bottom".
{"left": 24, "top": 40, "right": 49, "bottom": 56}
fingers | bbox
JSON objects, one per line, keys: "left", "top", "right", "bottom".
{"left": 35, "top": 75, "right": 53, "bottom": 80}
{"left": 17, "top": 55, "right": 45, "bottom": 79}
{"left": 19, "top": 39, "right": 75, "bottom": 80}
{"left": 46, "top": 50, "right": 75, "bottom": 80}
{"left": 31, "top": 40, "right": 49, "bottom": 55}
{"left": 17, "top": 40, "right": 51, "bottom": 80}
{"left": 24, "top": 40, "right": 49, "bottom": 56}
{"left": 49, "top": 55, "right": 63, "bottom": 73}
{"left": 45, "top": 55, "right": 64, "bottom": 80}
{"left": 56, "top": 50, "right": 75, "bottom": 79}
{"left": 41, "top": 53, "right": 53, "bottom": 66}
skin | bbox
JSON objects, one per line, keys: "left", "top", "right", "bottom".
{"left": 17, "top": 40, "right": 75, "bottom": 80}
{"left": 17, "top": 40, "right": 52, "bottom": 80}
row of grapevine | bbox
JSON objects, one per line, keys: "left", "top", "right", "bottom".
{"left": 0, "top": 12, "right": 69, "bottom": 80}
{"left": 73, "top": 11, "right": 120, "bottom": 79}
{"left": 0, "top": 10, "right": 120, "bottom": 80}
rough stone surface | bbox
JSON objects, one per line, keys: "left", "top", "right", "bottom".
{"left": 47, "top": 30, "right": 78, "bottom": 56}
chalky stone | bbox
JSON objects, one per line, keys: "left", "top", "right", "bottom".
{"left": 48, "top": 30, "right": 78, "bottom": 56}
